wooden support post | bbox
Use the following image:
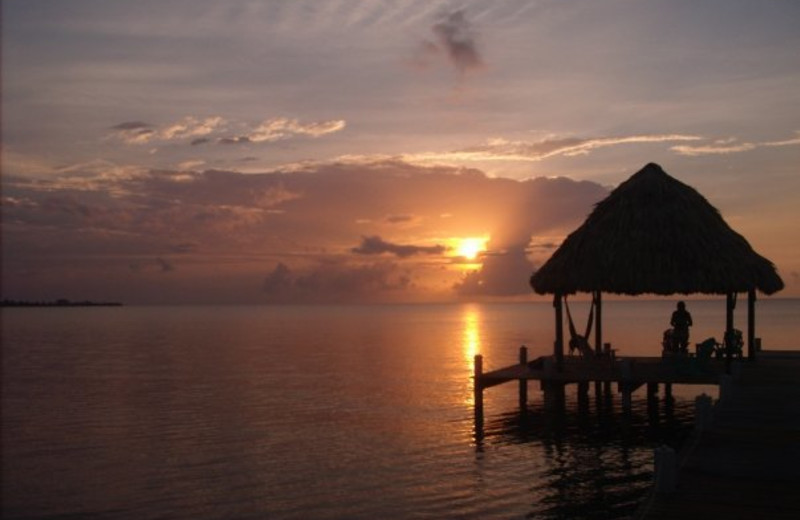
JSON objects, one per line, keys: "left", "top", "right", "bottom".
{"left": 554, "top": 293, "right": 564, "bottom": 371}
{"left": 647, "top": 383, "right": 659, "bottom": 418}
{"left": 748, "top": 289, "right": 756, "bottom": 361}
{"left": 594, "top": 291, "right": 603, "bottom": 357}
{"left": 664, "top": 389, "right": 674, "bottom": 419}
{"left": 518, "top": 346, "right": 528, "bottom": 410}
{"left": 543, "top": 381, "right": 566, "bottom": 411}
{"left": 474, "top": 354, "right": 484, "bottom": 427}
{"left": 725, "top": 292, "right": 736, "bottom": 374}
{"left": 620, "top": 358, "right": 633, "bottom": 414}
{"left": 578, "top": 381, "right": 589, "bottom": 409}
{"left": 622, "top": 386, "right": 633, "bottom": 414}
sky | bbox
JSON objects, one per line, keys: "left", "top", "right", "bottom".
{"left": 2, "top": 0, "right": 799, "bottom": 304}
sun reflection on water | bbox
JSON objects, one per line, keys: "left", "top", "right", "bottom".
{"left": 461, "top": 305, "right": 483, "bottom": 407}
{"left": 462, "top": 305, "right": 482, "bottom": 365}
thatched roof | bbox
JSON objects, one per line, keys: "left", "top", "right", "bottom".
{"left": 530, "top": 163, "right": 784, "bottom": 296}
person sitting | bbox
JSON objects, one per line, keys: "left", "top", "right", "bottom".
{"left": 670, "top": 301, "right": 693, "bottom": 354}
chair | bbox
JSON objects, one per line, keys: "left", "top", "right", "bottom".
{"left": 723, "top": 329, "right": 744, "bottom": 359}
{"left": 695, "top": 337, "right": 718, "bottom": 360}
{"left": 712, "top": 329, "right": 743, "bottom": 359}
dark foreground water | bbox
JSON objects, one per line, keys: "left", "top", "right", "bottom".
{"left": 2, "top": 300, "right": 796, "bottom": 519}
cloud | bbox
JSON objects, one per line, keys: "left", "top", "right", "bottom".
{"left": 218, "top": 136, "right": 251, "bottom": 145}
{"left": 417, "top": 134, "right": 702, "bottom": 163}
{"left": 431, "top": 9, "right": 484, "bottom": 74}
{"left": 453, "top": 244, "right": 535, "bottom": 296}
{"left": 385, "top": 214, "right": 417, "bottom": 224}
{"left": 110, "top": 116, "right": 224, "bottom": 144}
{"left": 413, "top": 9, "right": 484, "bottom": 77}
{"left": 156, "top": 257, "right": 175, "bottom": 272}
{"left": 3, "top": 158, "right": 608, "bottom": 303}
{"left": 672, "top": 131, "right": 800, "bottom": 156}
{"left": 161, "top": 116, "right": 224, "bottom": 140}
{"left": 111, "top": 121, "right": 152, "bottom": 131}
{"left": 262, "top": 261, "right": 411, "bottom": 303}
{"left": 351, "top": 235, "right": 446, "bottom": 258}
{"left": 109, "top": 115, "right": 344, "bottom": 146}
{"left": 763, "top": 132, "right": 800, "bottom": 148}
{"left": 177, "top": 160, "right": 205, "bottom": 171}
{"left": 110, "top": 121, "right": 156, "bottom": 144}
{"left": 247, "top": 118, "right": 346, "bottom": 143}
{"left": 671, "top": 142, "right": 756, "bottom": 156}
{"left": 129, "top": 257, "right": 176, "bottom": 273}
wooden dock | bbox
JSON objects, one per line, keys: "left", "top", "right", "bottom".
{"left": 635, "top": 350, "right": 800, "bottom": 519}
{"left": 478, "top": 352, "right": 727, "bottom": 388}
{"left": 475, "top": 349, "right": 800, "bottom": 518}
{"left": 474, "top": 348, "right": 730, "bottom": 418}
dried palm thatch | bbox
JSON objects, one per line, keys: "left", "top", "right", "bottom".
{"left": 530, "top": 163, "right": 784, "bottom": 296}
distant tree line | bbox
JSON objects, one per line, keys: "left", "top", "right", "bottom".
{"left": 1, "top": 299, "right": 123, "bottom": 307}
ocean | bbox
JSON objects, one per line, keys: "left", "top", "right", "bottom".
{"left": 2, "top": 299, "right": 797, "bottom": 519}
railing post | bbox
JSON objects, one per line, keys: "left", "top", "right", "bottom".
{"left": 518, "top": 346, "right": 528, "bottom": 410}
{"left": 474, "top": 354, "right": 484, "bottom": 427}
{"left": 748, "top": 289, "right": 756, "bottom": 361}
{"left": 554, "top": 293, "right": 564, "bottom": 371}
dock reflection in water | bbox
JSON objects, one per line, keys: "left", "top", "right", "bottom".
{"left": 476, "top": 389, "right": 696, "bottom": 520}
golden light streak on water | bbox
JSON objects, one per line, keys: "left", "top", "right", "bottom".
{"left": 461, "top": 304, "right": 483, "bottom": 406}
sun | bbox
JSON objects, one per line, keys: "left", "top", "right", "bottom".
{"left": 454, "top": 237, "right": 488, "bottom": 261}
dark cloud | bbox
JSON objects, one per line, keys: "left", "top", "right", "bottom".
{"left": 351, "top": 235, "right": 446, "bottom": 258}
{"left": 191, "top": 137, "right": 210, "bottom": 146}
{"left": 529, "top": 241, "right": 558, "bottom": 251}
{"left": 263, "top": 261, "right": 411, "bottom": 303}
{"left": 170, "top": 242, "right": 197, "bottom": 253}
{"left": 385, "top": 214, "right": 416, "bottom": 224}
{"left": 111, "top": 121, "right": 152, "bottom": 130}
{"left": 431, "top": 9, "right": 484, "bottom": 74}
{"left": 156, "top": 257, "right": 175, "bottom": 272}
{"left": 42, "top": 195, "right": 92, "bottom": 218}
{"left": 218, "top": 136, "right": 251, "bottom": 145}
{"left": 129, "top": 257, "right": 176, "bottom": 273}
{"left": 3, "top": 158, "right": 608, "bottom": 303}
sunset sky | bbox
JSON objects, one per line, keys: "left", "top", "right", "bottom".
{"left": 3, "top": 0, "right": 799, "bottom": 304}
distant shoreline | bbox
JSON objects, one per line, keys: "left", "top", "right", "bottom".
{"left": 1, "top": 299, "right": 123, "bottom": 307}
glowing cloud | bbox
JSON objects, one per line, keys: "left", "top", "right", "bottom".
{"left": 672, "top": 132, "right": 800, "bottom": 156}
{"left": 248, "top": 118, "right": 347, "bottom": 143}
{"left": 407, "top": 134, "right": 702, "bottom": 163}
{"left": 110, "top": 116, "right": 344, "bottom": 146}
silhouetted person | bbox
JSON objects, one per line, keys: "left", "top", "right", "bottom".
{"left": 670, "top": 301, "right": 693, "bottom": 354}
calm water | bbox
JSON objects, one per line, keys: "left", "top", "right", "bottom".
{"left": 2, "top": 300, "right": 797, "bottom": 519}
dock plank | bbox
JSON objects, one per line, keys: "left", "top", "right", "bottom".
{"left": 637, "top": 351, "right": 800, "bottom": 519}
{"left": 477, "top": 355, "right": 726, "bottom": 389}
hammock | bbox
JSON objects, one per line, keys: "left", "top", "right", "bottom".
{"left": 564, "top": 294, "right": 596, "bottom": 356}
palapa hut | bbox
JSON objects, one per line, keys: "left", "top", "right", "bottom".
{"left": 530, "top": 162, "right": 783, "bottom": 366}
